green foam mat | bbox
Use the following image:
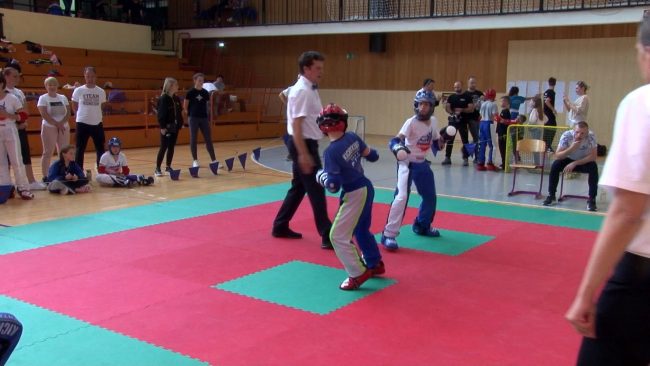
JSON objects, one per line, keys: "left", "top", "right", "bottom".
{"left": 214, "top": 260, "right": 396, "bottom": 315}
{"left": 0, "top": 295, "right": 208, "bottom": 366}
{"left": 376, "top": 226, "right": 494, "bottom": 255}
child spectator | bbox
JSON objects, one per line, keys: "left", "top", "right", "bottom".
{"left": 316, "top": 103, "right": 384, "bottom": 290}
{"left": 476, "top": 88, "right": 498, "bottom": 171}
{"left": 380, "top": 90, "right": 445, "bottom": 251}
{"left": 0, "top": 74, "right": 33, "bottom": 199}
{"left": 47, "top": 145, "right": 91, "bottom": 195}
{"left": 97, "top": 137, "right": 154, "bottom": 187}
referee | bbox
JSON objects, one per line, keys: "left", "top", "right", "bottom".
{"left": 272, "top": 51, "right": 333, "bottom": 249}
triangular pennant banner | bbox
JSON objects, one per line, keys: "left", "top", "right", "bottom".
{"left": 189, "top": 166, "right": 200, "bottom": 178}
{"left": 209, "top": 161, "right": 220, "bottom": 175}
{"left": 238, "top": 153, "right": 247, "bottom": 170}
{"left": 252, "top": 147, "right": 261, "bottom": 161}
{"left": 225, "top": 157, "right": 235, "bottom": 172}
{"left": 464, "top": 143, "right": 476, "bottom": 158}
{"left": 431, "top": 142, "right": 439, "bottom": 157}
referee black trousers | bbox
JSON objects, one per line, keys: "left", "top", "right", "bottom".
{"left": 273, "top": 137, "right": 332, "bottom": 239}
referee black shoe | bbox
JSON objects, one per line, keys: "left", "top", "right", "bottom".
{"left": 272, "top": 228, "right": 303, "bottom": 239}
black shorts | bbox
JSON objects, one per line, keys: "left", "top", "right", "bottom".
{"left": 17, "top": 127, "right": 31, "bottom": 165}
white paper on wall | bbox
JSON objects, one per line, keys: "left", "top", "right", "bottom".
{"left": 568, "top": 81, "right": 579, "bottom": 105}
{"left": 555, "top": 81, "right": 566, "bottom": 114}
{"left": 515, "top": 80, "right": 528, "bottom": 97}
{"left": 506, "top": 81, "right": 515, "bottom": 94}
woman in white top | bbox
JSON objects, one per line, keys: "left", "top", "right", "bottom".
{"left": 37, "top": 77, "right": 71, "bottom": 181}
{"left": 563, "top": 81, "right": 589, "bottom": 127}
{"left": 565, "top": 18, "right": 650, "bottom": 366}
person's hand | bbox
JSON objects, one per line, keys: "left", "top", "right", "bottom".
{"left": 65, "top": 173, "right": 73, "bottom": 180}
{"left": 564, "top": 162, "right": 577, "bottom": 173}
{"left": 17, "top": 122, "right": 26, "bottom": 130}
{"left": 71, "top": 174, "right": 78, "bottom": 181}
{"left": 297, "top": 153, "right": 315, "bottom": 175}
{"left": 160, "top": 128, "right": 167, "bottom": 135}
{"left": 566, "top": 297, "right": 596, "bottom": 338}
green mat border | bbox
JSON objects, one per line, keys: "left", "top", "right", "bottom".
{"left": 0, "top": 182, "right": 603, "bottom": 256}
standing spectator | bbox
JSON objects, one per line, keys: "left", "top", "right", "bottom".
{"left": 0, "top": 74, "right": 33, "bottom": 199}
{"left": 466, "top": 76, "right": 484, "bottom": 149}
{"left": 4, "top": 65, "right": 47, "bottom": 190}
{"left": 37, "top": 76, "right": 71, "bottom": 182}
{"left": 128, "top": 0, "right": 144, "bottom": 24}
{"left": 47, "top": 145, "right": 91, "bottom": 195}
{"left": 155, "top": 77, "right": 183, "bottom": 176}
{"left": 213, "top": 75, "right": 226, "bottom": 92}
{"left": 476, "top": 88, "right": 498, "bottom": 171}
{"left": 526, "top": 94, "right": 546, "bottom": 140}
{"left": 443, "top": 81, "right": 474, "bottom": 166}
{"left": 508, "top": 86, "right": 527, "bottom": 119}
{"left": 565, "top": 19, "right": 650, "bottom": 366}
{"left": 414, "top": 78, "right": 440, "bottom": 109}
{"left": 62, "top": 0, "right": 73, "bottom": 16}
{"left": 183, "top": 73, "right": 216, "bottom": 168}
{"left": 564, "top": 81, "right": 590, "bottom": 127}
{"left": 271, "top": 51, "right": 333, "bottom": 249}
{"left": 543, "top": 77, "right": 558, "bottom": 151}
{"left": 71, "top": 66, "right": 106, "bottom": 170}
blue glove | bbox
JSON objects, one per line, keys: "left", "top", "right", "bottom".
{"left": 365, "top": 149, "right": 379, "bottom": 162}
{"left": 389, "top": 137, "right": 410, "bottom": 160}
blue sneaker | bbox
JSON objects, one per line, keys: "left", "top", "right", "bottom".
{"left": 380, "top": 235, "right": 399, "bottom": 251}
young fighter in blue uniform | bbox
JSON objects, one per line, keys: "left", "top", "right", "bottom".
{"left": 381, "top": 90, "right": 446, "bottom": 251}
{"left": 316, "top": 103, "right": 384, "bottom": 290}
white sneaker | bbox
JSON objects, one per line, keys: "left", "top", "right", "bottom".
{"left": 192, "top": 160, "right": 200, "bottom": 168}
{"left": 48, "top": 180, "right": 69, "bottom": 195}
{"left": 29, "top": 181, "right": 47, "bottom": 190}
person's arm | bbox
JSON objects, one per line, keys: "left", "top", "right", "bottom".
{"left": 182, "top": 97, "right": 189, "bottom": 118}
{"left": 566, "top": 188, "right": 649, "bottom": 338}
{"left": 563, "top": 147, "right": 596, "bottom": 173}
{"left": 48, "top": 162, "right": 63, "bottom": 182}
{"left": 157, "top": 95, "right": 169, "bottom": 131}
{"left": 278, "top": 92, "right": 288, "bottom": 105}
{"left": 545, "top": 97, "right": 557, "bottom": 115}
{"left": 291, "top": 117, "right": 313, "bottom": 174}
{"left": 464, "top": 102, "right": 475, "bottom": 113}
{"left": 445, "top": 101, "right": 453, "bottom": 115}
{"left": 37, "top": 106, "right": 60, "bottom": 127}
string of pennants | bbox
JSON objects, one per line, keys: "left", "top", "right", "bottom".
{"left": 169, "top": 147, "right": 261, "bottom": 180}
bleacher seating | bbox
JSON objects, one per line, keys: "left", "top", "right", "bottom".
{"left": 7, "top": 43, "right": 286, "bottom": 156}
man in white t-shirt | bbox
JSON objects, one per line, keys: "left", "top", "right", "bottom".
{"left": 72, "top": 66, "right": 107, "bottom": 169}
{"left": 272, "top": 51, "right": 333, "bottom": 249}
{"left": 543, "top": 121, "right": 598, "bottom": 211}
{"left": 566, "top": 18, "right": 650, "bottom": 366}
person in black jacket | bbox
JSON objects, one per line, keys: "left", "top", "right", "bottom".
{"left": 155, "top": 77, "right": 183, "bottom": 176}
{"left": 47, "top": 144, "right": 91, "bottom": 195}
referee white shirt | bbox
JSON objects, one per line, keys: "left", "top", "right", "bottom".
{"left": 287, "top": 75, "right": 324, "bottom": 140}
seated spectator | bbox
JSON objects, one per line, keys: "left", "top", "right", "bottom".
{"left": 47, "top": 145, "right": 91, "bottom": 195}
{"left": 96, "top": 137, "right": 154, "bottom": 187}
{"left": 227, "top": 0, "right": 257, "bottom": 25}
{"left": 46, "top": 2, "right": 64, "bottom": 15}
{"left": 213, "top": 75, "right": 226, "bottom": 92}
{"left": 543, "top": 121, "right": 599, "bottom": 211}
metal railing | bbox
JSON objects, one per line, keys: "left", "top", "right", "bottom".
{"left": 169, "top": 0, "right": 650, "bottom": 29}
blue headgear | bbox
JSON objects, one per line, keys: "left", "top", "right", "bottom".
{"left": 108, "top": 137, "right": 122, "bottom": 155}
{"left": 414, "top": 90, "right": 435, "bottom": 121}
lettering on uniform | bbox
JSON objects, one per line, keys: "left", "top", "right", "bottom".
{"left": 416, "top": 131, "right": 433, "bottom": 152}
{"left": 82, "top": 94, "right": 101, "bottom": 106}
{"left": 0, "top": 321, "right": 19, "bottom": 336}
{"left": 342, "top": 140, "right": 360, "bottom": 167}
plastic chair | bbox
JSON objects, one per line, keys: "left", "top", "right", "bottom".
{"left": 508, "top": 139, "right": 546, "bottom": 199}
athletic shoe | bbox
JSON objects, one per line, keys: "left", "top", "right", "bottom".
{"left": 462, "top": 158, "right": 469, "bottom": 166}
{"left": 272, "top": 228, "right": 302, "bottom": 239}
{"left": 380, "top": 235, "right": 399, "bottom": 251}
{"left": 29, "top": 181, "right": 47, "bottom": 190}
{"left": 321, "top": 237, "right": 334, "bottom": 250}
{"left": 192, "top": 160, "right": 200, "bottom": 168}
{"left": 414, "top": 227, "right": 441, "bottom": 237}
{"left": 339, "top": 269, "right": 372, "bottom": 291}
{"left": 486, "top": 163, "right": 497, "bottom": 171}
{"left": 476, "top": 163, "right": 486, "bottom": 171}
{"left": 587, "top": 199, "right": 597, "bottom": 212}
{"left": 154, "top": 168, "right": 164, "bottom": 177}
{"left": 165, "top": 166, "right": 174, "bottom": 173}
{"left": 543, "top": 195, "right": 556, "bottom": 206}
{"left": 370, "top": 261, "right": 385, "bottom": 276}
{"left": 441, "top": 157, "right": 452, "bottom": 165}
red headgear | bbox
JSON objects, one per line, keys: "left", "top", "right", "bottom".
{"left": 485, "top": 88, "right": 497, "bottom": 101}
{"left": 317, "top": 103, "right": 348, "bottom": 135}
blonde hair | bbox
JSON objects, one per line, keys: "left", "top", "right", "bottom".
{"left": 44, "top": 77, "right": 59, "bottom": 86}
{"left": 161, "top": 77, "right": 177, "bottom": 96}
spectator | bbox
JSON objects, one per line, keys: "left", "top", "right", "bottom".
{"left": 46, "top": 2, "right": 64, "bottom": 15}
{"left": 443, "top": 80, "right": 474, "bottom": 166}
{"left": 213, "top": 75, "right": 226, "bottom": 92}
{"left": 526, "top": 94, "right": 546, "bottom": 140}
{"left": 0, "top": 74, "right": 33, "bottom": 200}
{"left": 564, "top": 81, "right": 590, "bottom": 128}
{"left": 183, "top": 73, "right": 217, "bottom": 168}
{"left": 47, "top": 144, "right": 91, "bottom": 195}
{"left": 155, "top": 77, "right": 183, "bottom": 176}
{"left": 128, "top": 0, "right": 144, "bottom": 24}
{"left": 96, "top": 137, "right": 153, "bottom": 187}
{"left": 543, "top": 121, "right": 598, "bottom": 211}
{"left": 227, "top": 0, "right": 257, "bottom": 25}
{"left": 543, "top": 77, "right": 558, "bottom": 152}
{"left": 476, "top": 88, "right": 498, "bottom": 171}
{"left": 62, "top": 0, "right": 73, "bottom": 16}
{"left": 414, "top": 78, "right": 440, "bottom": 109}
{"left": 71, "top": 66, "right": 106, "bottom": 170}
{"left": 37, "top": 77, "right": 71, "bottom": 182}
{"left": 4, "top": 65, "right": 47, "bottom": 190}
{"left": 508, "top": 86, "right": 527, "bottom": 119}
{"left": 466, "top": 76, "right": 484, "bottom": 149}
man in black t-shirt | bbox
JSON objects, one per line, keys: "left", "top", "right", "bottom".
{"left": 444, "top": 81, "right": 474, "bottom": 166}
{"left": 183, "top": 73, "right": 216, "bottom": 168}
{"left": 466, "top": 76, "right": 483, "bottom": 150}
{"left": 543, "top": 77, "right": 558, "bottom": 152}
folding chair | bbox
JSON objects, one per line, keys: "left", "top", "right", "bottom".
{"left": 508, "top": 138, "right": 546, "bottom": 199}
